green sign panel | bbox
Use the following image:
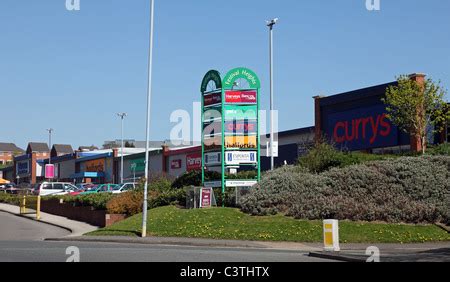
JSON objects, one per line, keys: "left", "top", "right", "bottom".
{"left": 201, "top": 70, "right": 222, "bottom": 93}
{"left": 224, "top": 105, "right": 257, "bottom": 120}
{"left": 222, "top": 67, "right": 261, "bottom": 90}
{"left": 130, "top": 158, "right": 145, "bottom": 173}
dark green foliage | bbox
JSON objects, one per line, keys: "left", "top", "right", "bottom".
{"left": 427, "top": 143, "right": 450, "bottom": 156}
{"left": 0, "top": 193, "right": 21, "bottom": 205}
{"left": 241, "top": 156, "right": 450, "bottom": 224}
{"left": 298, "top": 142, "right": 389, "bottom": 173}
{"left": 48, "top": 193, "right": 115, "bottom": 210}
{"left": 171, "top": 170, "right": 222, "bottom": 189}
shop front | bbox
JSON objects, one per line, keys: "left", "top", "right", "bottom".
{"left": 314, "top": 77, "right": 421, "bottom": 153}
{"left": 72, "top": 153, "right": 114, "bottom": 184}
{"left": 119, "top": 149, "right": 163, "bottom": 183}
{"left": 13, "top": 153, "right": 45, "bottom": 185}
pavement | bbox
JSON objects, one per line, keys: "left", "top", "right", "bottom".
{"left": 0, "top": 203, "right": 98, "bottom": 237}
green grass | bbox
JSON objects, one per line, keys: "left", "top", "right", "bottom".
{"left": 87, "top": 206, "right": 450, "bottom": 243}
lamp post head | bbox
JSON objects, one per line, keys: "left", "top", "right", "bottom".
{"left": 266, "top": 18, "right": 279, "bottom": 28}
{"left": 117, "top": 113, "right": 128, "bottom": 119}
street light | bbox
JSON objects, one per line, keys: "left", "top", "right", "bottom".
{"left": 266, "top": 18, "right": 278, "bottom": 170}
{"left": 142, "top": 0, "right": 155, "bottom": 238}
{"left": 116, "top": 113, "right": 128, "bottom": 184}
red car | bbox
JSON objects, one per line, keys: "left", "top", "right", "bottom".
{"left": 69, "top": 184, "right": 97, "bottom": 196}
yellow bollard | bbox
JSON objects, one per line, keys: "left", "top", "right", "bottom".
{"left": 20, "top": 195, "right": 26, "bottom": 214}
{"left": 36, "top": 196, "right": 41, "bottom": 220}
{"left": 323, "top": 219, "right": 340, "bottom": 252}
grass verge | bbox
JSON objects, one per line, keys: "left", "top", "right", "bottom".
{"left": 86, "top": 206, "right": 450, "bottom": 243}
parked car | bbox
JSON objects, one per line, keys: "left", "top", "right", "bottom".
{"left": 3, "top": 184, "right": 18, "bottom": 194}
{"left": 79, "top": 184, "right": 119, "bottom": 195}
{"left": 69, "top": 184, "right": 97, "bottom": 196}
{"left": 112, "top": 183, "right": 137, "bottom": 194}
{"left": 34, "top": 182, "right": 78, "bottom": 196}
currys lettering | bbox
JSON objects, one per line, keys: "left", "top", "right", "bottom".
{"left": 333, "top": 113, "right": 391, "bottom": 145}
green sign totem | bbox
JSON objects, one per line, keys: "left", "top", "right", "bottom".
{"left": 201, "top": 68, "right": 261, "bottom": 203}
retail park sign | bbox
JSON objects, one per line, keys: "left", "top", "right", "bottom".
{"left": 223, "top": 68, "right": 260, "bottom": 90}
{"left": 225, "top": 151, "right": 257, "bottom": 165}
{"left": 201, "top": 68, "right": 261, "bottom": 194}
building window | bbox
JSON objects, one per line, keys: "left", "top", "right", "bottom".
{"left": 0, "top": 160, "right": 4, "bottom": 165}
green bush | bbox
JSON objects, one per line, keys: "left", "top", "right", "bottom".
{"left": 428, "top": 143, "right": 450, "bottom": 156}
{"left": 298, "top": 142, "right": 389, "bottom": 173}
{"left": 107, "top": 176, "right": 187, "bottom": 216}
{"left": 0, "top": 193, "right": 21, "bottom": 205}
{"left": 46, "top": 193, "right": 115, "bottom": 210}
{"left": 171, "top": 170, "right": 222, "bottom": 189}
{"left": 241, "top": 156, "right": 450, "bottom": 224}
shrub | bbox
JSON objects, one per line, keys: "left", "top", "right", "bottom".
{"left": 241, "top": 156, "right": 450, "bottom": 224}
{"left": 0, "top": 193, "right": 21, "bottom": 205}
{"left": 107, "top": 176, "right": 187, "bottom": 216}
{"left": 106, "top": 190, "right": 144, "bottom": 216}
{"left": 45, "top": 193, "right": 116, "bottom": 210}
{"left": 298, "top": 141, "right": 389, "bottom": 173}
{"left": 171, "top": 170, "right": 222, "bottom": 189}
{"left": 428, "top": 143, "right": 450, "bottom": 156}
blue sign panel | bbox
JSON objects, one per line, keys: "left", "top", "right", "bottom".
{"left": 325, "top": 105, "right": 405, "bottom": 151}
{"left": 17, "top": 161, "right": 29, "bottom": 175}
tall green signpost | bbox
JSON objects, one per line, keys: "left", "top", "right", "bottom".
{"left": 201, "top": 68, "right": 261, "bottom": 205}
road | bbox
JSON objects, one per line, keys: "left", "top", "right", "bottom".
{"left": 0, "top": 211, "right": 333, "bottom": 262}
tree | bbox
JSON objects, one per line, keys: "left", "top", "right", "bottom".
{"left": 383, "top": 75, "right": 449, "bottom": 154}
{"left": 124, "top": 141, "right": 135, "bottom": 148}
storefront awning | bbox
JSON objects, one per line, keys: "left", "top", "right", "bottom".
{"left": 0, "top": 178, "right": 10, "bottom": 184}
{"left": 70, "top": 172, "right": 105, "bottom": 179}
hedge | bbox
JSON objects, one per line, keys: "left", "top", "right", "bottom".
{"left": 241, "top": 156, "right": 450, "bottom": 224}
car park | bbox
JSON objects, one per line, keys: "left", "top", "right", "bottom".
{"left": 112, "top": 183, "right": 137, "bottom": 194}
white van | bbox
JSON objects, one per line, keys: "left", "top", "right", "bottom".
{"left": 34, "top": 182, "right": 78, "bottom": 196}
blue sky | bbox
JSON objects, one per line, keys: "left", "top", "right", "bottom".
{"left": 1, "top": 0, "right": 449, "bottom": 149}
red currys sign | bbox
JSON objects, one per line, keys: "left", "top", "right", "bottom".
{"left": 225, "top": 90, "right": 257, "bottom": 104}
{"left": 186, "top": 153, "right": 202, "bottom": 171}
{"left": 333, "top": 113, "right": 391, "bottom": 145}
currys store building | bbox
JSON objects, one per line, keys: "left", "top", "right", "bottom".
{"left": 314, "top": 74, "right": 431, "bottom": 153}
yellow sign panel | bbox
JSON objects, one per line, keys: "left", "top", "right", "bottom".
{"left": 225, "top": 136, "right": 257, "bottom": 149}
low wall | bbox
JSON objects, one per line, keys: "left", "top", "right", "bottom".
{"left": 41, "top": 199, "right": 126, "bottom": 227}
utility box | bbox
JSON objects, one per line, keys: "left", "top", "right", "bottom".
{"left": 323, "top": 219, "right": 340, "bottom": 252}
